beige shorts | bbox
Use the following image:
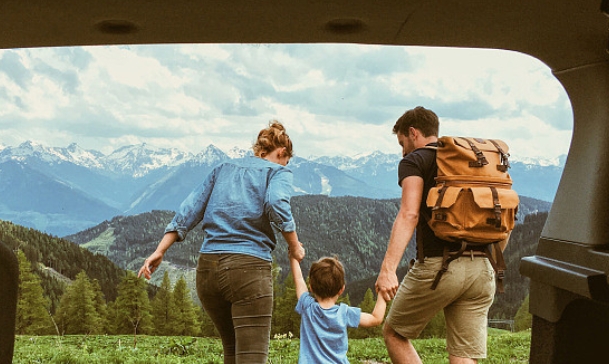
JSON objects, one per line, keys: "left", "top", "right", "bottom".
{"left": 385, "top": 256, "right": 496, "bottom": 359}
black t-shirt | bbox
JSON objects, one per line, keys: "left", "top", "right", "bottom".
{"left": 397, "top": 143, "right": 460, "bottom": 256}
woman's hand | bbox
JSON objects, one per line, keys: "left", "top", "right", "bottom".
{"left": 289, "top": 242, "right": 305, "bottom": 262}
{"left": 137, "top": 250, "right": 164, "bottom": 280}
{"left": 138, "top": 232, "right": 178, "bottom": 280}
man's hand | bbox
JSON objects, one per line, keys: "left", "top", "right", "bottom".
{"left": 375, "top": 270, "right": 399, "bottom": 301}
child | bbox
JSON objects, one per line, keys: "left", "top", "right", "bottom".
{"left": 290, "top": 255, "right": 387, "bottom": 363}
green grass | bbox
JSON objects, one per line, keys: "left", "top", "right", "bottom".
{"left": 13, "top": 329, "right": 530, "bottom": 363}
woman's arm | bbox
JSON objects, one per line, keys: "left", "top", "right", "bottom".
{"left": 282, "top": 230, "right": 305, "bottom": 262}
{"left": 137, "top": 231, "right": 179, "bottom": 280}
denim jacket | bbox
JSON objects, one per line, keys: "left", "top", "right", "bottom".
{"left": 165, "top": 156, "right": 296, "bottom": 261}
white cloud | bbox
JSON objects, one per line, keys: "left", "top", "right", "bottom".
{"left": 0, "top": 44, "right": 572, "bottom": 161}
{"left": 441, "top": 113, "right": 572, "bottom": 161}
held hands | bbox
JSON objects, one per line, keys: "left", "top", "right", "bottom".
{"left": 375, "top": 270, "right": 399, "bottom": 302}
{"left": 137, "top": 250, "right": 164, "bottom": 280}
{"left": 289, "top": 242, "right": 305, "bottom": 262}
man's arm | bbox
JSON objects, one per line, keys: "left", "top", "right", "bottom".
{"left": 290, "top": 255, "right": 308, "bottom": 299}
{"left": 358, "top": 294, "right": 387, "bottom": 328}
{"left": 375, "top": 176, "right": 424, "bottom": 301}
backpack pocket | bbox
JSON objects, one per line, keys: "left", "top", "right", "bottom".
{"left": 426, "top": 185, "right": 519, "bottom": 244}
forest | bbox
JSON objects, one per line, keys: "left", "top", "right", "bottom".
{"left": 1, "top": 194, "right": 549, "bottom": 337}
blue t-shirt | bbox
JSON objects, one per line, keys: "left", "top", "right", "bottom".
{"left": 295, "top": 292, "right": 361, "bottom": 363}
{"left": 165, "top": 156, "right": 296, "bottom": 262}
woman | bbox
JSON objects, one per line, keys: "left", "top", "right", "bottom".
{"left": 138, "top": 121, "right": 305, "bottom": 364}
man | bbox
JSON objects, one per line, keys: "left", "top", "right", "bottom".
{"left": 375, "top": 106, "right": 496, "bottom": 364}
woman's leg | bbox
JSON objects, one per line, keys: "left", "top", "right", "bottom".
{"left": 225, "top": 254, "right": 273, "bottom": 364}
{"left": 197, "top": 253, "right": 273, "bottom": 364}
{"left": 196, "top": 254, "right": 236, "bottom": 364}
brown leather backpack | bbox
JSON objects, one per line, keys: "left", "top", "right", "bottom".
{"left": 421, "top": 136, "right": 520, "bottom": 292}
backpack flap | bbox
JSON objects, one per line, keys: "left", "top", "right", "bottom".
{"left": 436, "top": 137, "right": 512, "bottom": 180}
{"left": 471, "top": 186, "right": 519, "bottom": 229}
{"left": 426, "top": 185, "right": 519, "bottom": 244}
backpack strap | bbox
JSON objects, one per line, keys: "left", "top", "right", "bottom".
{"left": 414, "top": 143, "right": 438, "bottom": 264}
{"left": 488, "top": 139, "right": 511, "bottom": 172}
{"left": 430, "top": 240, "right": 468, "bottom": 290}
{"left": 462, "top": 138, "right": 489, "bottom": 168}
{"left": 430, "top": 241, "right": 507, "bottom": 292}
{"left": 483, "top": 243, "right": 507, "bottom": 293}
{"left": 488, "top": 186, "right": 502, "bottom": 229}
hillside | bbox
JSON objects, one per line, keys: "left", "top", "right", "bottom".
{"left": 66, "top": 196, "right": 412, "bottom": 285}
{"left": 0, "top": 220, "right": 129, "bottom": 311}
{"left": 65, "top": 194, "right": 550, "bottom": 317}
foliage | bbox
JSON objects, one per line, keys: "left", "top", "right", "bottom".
{"left": 349, "top": 288, "right": 384, "bottom": 339}
{"left": 55, "top": 271, "right": 104, "bottom": 334}
{"left": 113, "top": 272, "right": 153, "bottom": 337}
{"left": 13, "top": 331, "right": 532, "bottom": 363}
{"left": 151, "top": 272, "right": 177, "bottom": 336}
{"left": 0, "top": 219, "right": 126, "bottom": 309}
{"left": 514, "top": 295, "right": 532, "bottom": 331}
{"left": 4, "top": 195, "right": 550, "bottom": 337}
{"left": 159, "top": 337, "right": 198, "bottom": 356}
{"left": 269, "top": 332, "right": 298, "bottom": 363}
{"left": 172, "top": 276, "right": 201, "bottom": 336}
{"left": 489, "top": 212, "right": 548, "bottom": 319}
{"left": 272, "top": 270, "right": 301, "bottom": 337}
{"left": 15, "top": 250, "right": 55, "bottom": 335}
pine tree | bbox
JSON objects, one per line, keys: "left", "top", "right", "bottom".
{"left": 55, "top": 271, "right": 103, "bottom": 334}
{"left": 151, "top": 271, "right": 177, "bottom": 335}
{"left": 338, "top": 292, "right": 351, "bottom": 305}
{"left": 173, "top": 275, "right": 201, "bottom": 336}
{"left": 15, "top": 250, "right": 54, "bottom": 335}
{"left": 105, "top": 301, "right": 119, "bottom": 335}
{"left": 91, "top": 278, "right": 109, "bottom": 333}
{"left": 349, "top": 288, "right": 381, "bottom": 339}
{"left": 113, "top": 271, "right": 153, "bottom": 341}
{"left": 272, "top": 270, "right": 300, "bottom": 337}
{"left": 198, "top": 306, "right": 218, "bottom": 337}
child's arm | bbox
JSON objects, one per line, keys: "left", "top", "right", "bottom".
{"left": 290, "top": 255, "right": 308, "bottom": 300}
{"left": 358, "top": 293, "right": 387, "bottom": 328}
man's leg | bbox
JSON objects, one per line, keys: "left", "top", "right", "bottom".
{"left": 383, "top": 323, "right": 422, "bottom": 364}
{"left": 449, "top": 354, "right": 477, "bottom": 364}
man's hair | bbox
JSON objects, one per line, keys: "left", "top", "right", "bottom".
{"left": 392, "top": 106, "right": 439, "bottom": 137}
{"left": 308, "top": 256, "right": 345, "bottom": 299}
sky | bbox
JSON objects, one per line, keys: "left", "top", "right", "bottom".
{"left": 0, "top": 43, "right": 573, "bottom": 164}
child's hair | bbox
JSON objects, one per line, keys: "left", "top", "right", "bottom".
{"left": 308, "top": 256, "right": 345, "bottom": 299}
{"left": 253, "top": 120, "right": 293, "bottom": 158}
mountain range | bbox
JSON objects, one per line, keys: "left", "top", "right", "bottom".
{"left": 0, "top": 141, "right": 564, "bottom": 236}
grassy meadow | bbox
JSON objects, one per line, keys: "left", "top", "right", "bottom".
{"left": 13, "top": 329, "right": 530, "bottom": 363}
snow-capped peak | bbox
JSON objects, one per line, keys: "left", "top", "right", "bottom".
{"left": 192, "top": 145, "right": 229, "bottom": 165}
{"left": 103, "top": 143, "right": 194, "bottom": 177}
{"left": 511, "top": 154, "right": 566, "bottom": 167}
{"left": 226, "top": 146, "right": 250, "bottom": 159}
